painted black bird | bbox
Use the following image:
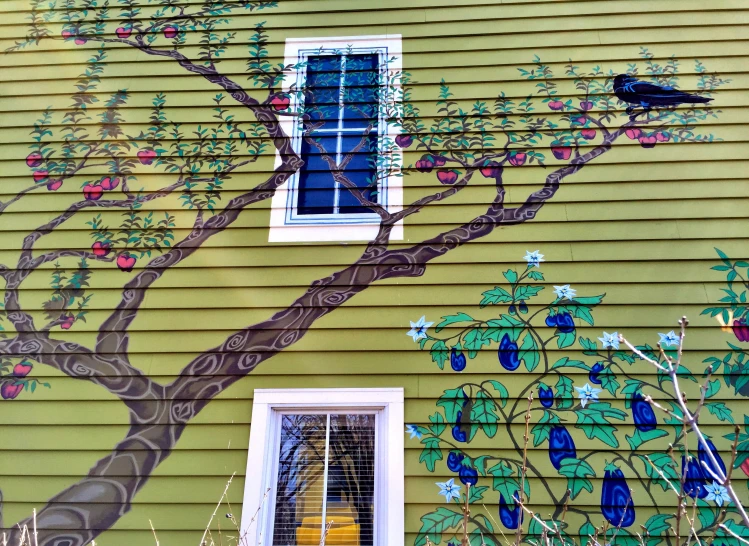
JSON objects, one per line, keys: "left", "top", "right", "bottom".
{"left": 613, "top": 74, "right": 712, "bottom": 116}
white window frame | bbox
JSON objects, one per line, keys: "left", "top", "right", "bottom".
{"left": 240, "top": 388, "right": 405, "bottom": 546}
{"left": 268, "top": 35, "right": 404, "bottom": 243}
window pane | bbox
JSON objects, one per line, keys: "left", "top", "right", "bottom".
{"left": 337, "top": 134, "right": 379, "bottom": 214}
{"left": 304, "top": 55, "right": 342, "bottom": 130}
{"left": 297, "top": 135, "right": 337, "bottom": 215}
{"left": 270, "top": 413, "right": 376, "bottom": 546}
{"left": 272, "top": 414, "right": 329, "bottom": 545}
{"left": 327, "top": 414, "right": 376, "bottom": 546}
{"left": 343, "top": 55, "right": 380, "bottom": 128}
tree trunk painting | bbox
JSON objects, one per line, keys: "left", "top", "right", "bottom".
{"left": 0, "top": 1, "right": 734, "bottom": 544}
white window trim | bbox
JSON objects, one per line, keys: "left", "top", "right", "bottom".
{"left": 240, "top": 388, "right": 405, "bottom": 546}
{"left": 269, "top": 35, "right": 404, "bottom": 243}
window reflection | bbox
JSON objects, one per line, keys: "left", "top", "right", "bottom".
{"left": 271, "top": 414, "right": 376, "bottom": 546}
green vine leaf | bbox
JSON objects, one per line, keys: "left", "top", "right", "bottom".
{"left": 470, "top": 391, "right": 499, "bottom": 438}
{"left": 435, "top": 312, "right": 475, "bottom": 332}
{"left": 414, "top": 507, "right": 464, "bottom": 546}
{"left": 418, "top": 437, "right": 443, "bottom": 472}
{"left": 556, "top": 458, "right": 595, "bottom": 499}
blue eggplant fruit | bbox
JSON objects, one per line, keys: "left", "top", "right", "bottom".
{"left": 632, "top": 392, "right": 657, "bottom": 432}
{"left": 548, "top": 426, "right": 576, "bottom": 470}
{"left": 589, "top": 362, "right": 604, "bottom": 385}
{"left": 499, "top": 491, "right": 523, "bottom": 529}
{"left": 498, "top": 333, "right": 521, "bottom": 371}
{"left": 601, "top": 464, "right": 635, "bottom": 527}
{"left": 539, "top": 384, "right": 554, "bottom": 408}
{"left": 450, "top": 348, "right": 467, "bottom": 372}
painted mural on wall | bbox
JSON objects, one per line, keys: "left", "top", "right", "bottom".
{"left": 0, "top": 0, "right": 735, "bottom": 544}
{"left": 406, "top": 249, "right": 749, "bottom": 545}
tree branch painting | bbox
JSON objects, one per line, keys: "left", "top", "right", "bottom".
{"left": 0, "top": 1, "right": 731, "bottom": 544}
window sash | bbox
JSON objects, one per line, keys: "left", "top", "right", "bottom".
{"left": 240, "top": 388, "right": 404, "bottom": 546}
{"left": 267, "top": 410, "right": 379, "bottom": 544}
{"left": 287, "top": 47, "right": 388, "bottom": 224}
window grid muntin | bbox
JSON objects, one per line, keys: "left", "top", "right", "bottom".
{"left": 285, "top": 46, "right": 389, "bottom": 226}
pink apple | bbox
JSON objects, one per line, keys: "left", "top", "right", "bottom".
{"left": 163, "top": 26, "right": 178, "bottom": 39}
{"left": 548, "top": 100, "right": 565, "bottom": 111}
{"left": 625, "top": 128, "right": 642, "bottom": 140}
{"left": 137, "top": 149, "right": 157, "bottom": 165}
{"left": 551, "top": 146, "right": 572, "bottom": 160}
{"left": 436, "top": 169, "right": 458, "bottom": 185}
{"left": 270, "top": 94, "right": 290, "bottom": 111}
{"left": 117, "top": 252, "right": 137, "bottom": 272}
{"left": 100, "top": 177, "right": 120, "bottom": 190}
{"left": 508, "top": 153, "right": 526, "bottom": 166}
{"left": 92, "top": 241, "right": 111, "bottom": 257}
{"left": 83, "top": 184, "right": 103, "bottom": 201}
{"left": 26, "top": 152, "right": 43, "bottom": 168}
{"left": 741, "top": 458, "right": 749, "bottom": 477}
{"left": 580, "top": 101, "right": 594, "bottom": 111}
{"left": 581, "top": 129, "right": 596, "bottom": 140}
{"left": 60, "top": 315, "right": 75, "bottom": 330}
{"left": 47, "top": 179, "right": 63, "bottom": 191}
{"left": 480, "top": 161, "right": 501, "bottom": 178}
{"left": 116, "top": 26, "right": 132, "bottom": 39}
{"left": 639, "top": 135, "right": 657, "bottom": 149}
{"left": 12, "top": 363, "right": 32, "bottom": 378}
{"left": 395, "top": 134, "right": 413, "bottom": 148}
{"left": 33, "top": 170, "right": 49, "bottom": 183}
{"left": 572, "top": 116, "right": 587, "bottom": 125}
{"left": 432, "top": 155, "right": 447, "bottom": 167}
{"left": 1, "top": 382, "right": 23, "bottom": 400}
{"left": 62, "top": 29, "right": 74, "bottom": 40}
{"left": 656, "top": 132, "right": 670, "bottom": 142}
{"left": 415, "top": 157, "right": 434, "bottom": 173}
{"left": 75, "top": 37, "right": 87, "bottom": 45}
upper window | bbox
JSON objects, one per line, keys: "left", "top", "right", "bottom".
{"left": 240, "top": 388, "right": 404, "bottom": 546}
{"left": 269, "top": 36, "right": 404, "bottom": 243}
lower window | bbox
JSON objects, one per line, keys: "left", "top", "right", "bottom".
{"left": 241, "top": 389, "right": 404, "bottom": 546}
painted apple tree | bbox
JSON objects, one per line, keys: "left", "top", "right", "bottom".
{"left": 406, "top": 249, "right": 749, "bottom": 546}
{"left": 0, "top": 0, "right": 734, "bottom": 544}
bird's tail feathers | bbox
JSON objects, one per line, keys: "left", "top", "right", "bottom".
{"left": 690, "top": 95, "right": 713, "bottom": 104}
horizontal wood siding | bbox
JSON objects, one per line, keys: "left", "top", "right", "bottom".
{"left": 0, "top": 0, "right": 748, "bottom": 544}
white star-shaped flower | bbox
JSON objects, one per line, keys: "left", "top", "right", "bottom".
{"left": 658, "top": 331, "right": 680, "bottom": 347}
{"left": 407, "top": 316, "right": 433, "bottom": 342}
{"left": 598, "top": 331, "right": 620, "bottom": 350}
{"left": 523, "top": 250, "right": 544, "bottom": 268}
{"left": 575, "top": 383, "right": 602, "bottom": 408}
{"left": 436, "top": 478, "right": 461, "bottom": 501}
{"left": 405, "top": 424, "right": 422, "bottom": 439}
{"left": 553, "top": 284, "right": 576, "bottom": 300}
{"left": 704, "top": 482, "right": 731, "bottom": 506}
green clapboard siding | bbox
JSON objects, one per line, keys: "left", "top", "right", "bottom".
{"left": 0, "top": 0, "right": 748, "bottom": 545}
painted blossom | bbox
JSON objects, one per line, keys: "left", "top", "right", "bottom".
{"left": 523, "top": 250, "right": 544, "bottom": 268}
{"left": 553, "top": 284, "right": 576, "bottom": 300}
{"left": 575, "top": 383, "right": 602, "bottom": 408}
{"left": 598, "top": 331, "right": 620, "bottom": 350}
{"left": 658, "top": 331, "right": 680, "bottom": 347}
{"left": 407, "top": 316, "right": 434, "bottom": 342}
{"left": 405, "top": 424, "right": 422, "bottom": 439}
{"left": 704, "top": 482, "right": 731, "bottom": 506}
{"left": 436, "top": 478, "right": 461, "bottom": 501}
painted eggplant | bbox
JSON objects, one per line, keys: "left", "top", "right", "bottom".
{"left": 601, "top": 465, "right": 635, "bottom": 527}
{"left": 631, "top": 392, "right": 657, "bottom": 431}
{"left": 588, "top": 362, "right": 604, "bottom": 385}
{"left": 548, "top": 426, "right": 577, "bottom": 470}
{"left": 698, "top": 438, "right": 726, "bottom": 480}
{"left": 682, "top": 455, "right": 708, "bottom": 499}
{"left": 539, "top": 384, "right": 554, "bottom": 408}
{"left": 499, "top": 491, "right": 523, "bottom": 529}
{"left": 498, "top": 333, "right": 521, "bottom": 371}
{"left": 450, "top": 348, "right": 467, "bottom": 372}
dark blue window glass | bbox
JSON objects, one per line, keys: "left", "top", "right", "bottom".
{"left": 298, "top": 54, "right": 380, "bottom": 216}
